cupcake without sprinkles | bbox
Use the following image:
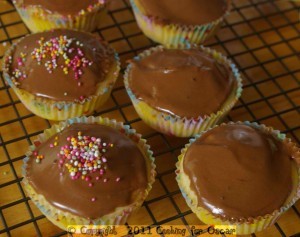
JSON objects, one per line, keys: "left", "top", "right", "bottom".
{"left": 2, "top": 29, "right": 120, "bottom": 121}
{"left": 13, "top": 0, "right": 110, "bottom": 32}
{"left": 124, "top": 45, "right": 242, "bottom": 137}
{"left": 130, "top": 0, "right": 232, "bottom": 47}
{"left": 22, "top": 116, "right": 156, "bottom": 229}
{"left": 176, "top": 122, "right": 300, "bottom": 235}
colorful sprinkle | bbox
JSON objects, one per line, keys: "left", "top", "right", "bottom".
{"left": 31, "top": 36, "right": 93, "bottom": 80}
{"left": 57, "top": 131, "right": 113, "bottom": 181}
{"left": 33, "top": 150, "right": 44, "bottom": 163}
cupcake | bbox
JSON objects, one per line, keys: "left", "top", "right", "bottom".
{"left": 22, "top": 116, "right": 156, "bottom": 230}
{"left": 124, "top": 45, "right": 242, "bottom": 137}
{"left": 176, "top": 122, "right": 300, "bottom": 235}
{"left": 130, "top": 0, "right": 231, "bottom": 47}
{"left": 2, "top": 29, "right": 120, "bottom": 121}
{"left": 13, "top": 0, "right": 109, "bottom": 33}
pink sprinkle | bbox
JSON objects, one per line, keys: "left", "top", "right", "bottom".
{"left": 96, "top": 176, "right": 100, "bottom": 180}
{"left": 103, "top": 178, "right": 108, "bottom": 183}
{"left": 60, "top": 172, "right": 63, "bottom": 176}
{"left": 85, "top": 176, "right": 91, "bottom": 182}
{"left": 50, "top": 144, "right": 54, "bottom": 148}
{"left": 78, "top": 82, "right": 82, "bottom": 86}
{"left": 79, "top": 96, "right": 85, "bottom": 101}
{"left": 116, "top": 177, "right": 121, "bottom": 182}
{"left": 59, "top": 159, "right": 64, "bottom": 165}
{"left": 88, "top": 183, "right": 93, "bottom": 187}
{"left": 91, "top": 197, "right": 96, "bottom": 202}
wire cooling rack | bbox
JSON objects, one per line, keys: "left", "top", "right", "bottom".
{"left": 1, "top": 0, "right": 300, "bottom": 236}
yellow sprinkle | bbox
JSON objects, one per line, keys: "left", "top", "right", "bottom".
{"left": 54, "top": 142, "right": 58, "bottom": 146}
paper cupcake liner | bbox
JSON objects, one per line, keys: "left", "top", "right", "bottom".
{"left": 130, "top": 0, "right": 232, "bottom": 48}
{"left": 176, "top": 121, "right": 300, "bottom": 235}
{"left": 22, "top": 116, "right": 156, "bottom": 230}
{"left": 2, "top": 35, "right": 120, "bottom": 121}
{"left": 124, "top": 45, "right": 243, "bottom": 137}
{"left": 13, "top": 1, "right": 109, "bottom": 33}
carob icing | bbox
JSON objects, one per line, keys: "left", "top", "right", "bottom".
{"left": 6, "top": 29, "right": 115, "bottom": 101}
{"left": 26, "top": 123, "right": 148, "bottom": 219}
{"left": 129, "top": 48, "right": 233, "bottom": 118}
{"left": 183, "top": 124, "right": 292, "bottom": 218}
{"left": 15, "top": 0, "right": 103, "bottom": 15}
{"left": 137, "top": 0, "right": 229, "bottom": 25}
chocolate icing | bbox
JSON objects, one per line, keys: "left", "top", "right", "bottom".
{"left": 128, "top": 48, "right": 233, "bottom": 118}
{"left": 9, "top": 29, "right": 115, "bottom": 101}
{"left": 26, "top": 123, "right": 148, "bottom": 219}
{"left": 16, "top": 0, "right": 101, "bottom": 15}
{"left": 137, "top": 0, "right": 229, "bottom": 25}
{"left": 183, "top": 124, "right": 292, "bottom": 218}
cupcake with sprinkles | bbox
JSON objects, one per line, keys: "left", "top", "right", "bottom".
{"left": 22, "top": 116, "right": 156, "bottom": 229}
{"left": 13, "top": 0, "right": 110, "bottom": 33}
{"left": 2, "top": 29, "right": 120, "bottom": 120}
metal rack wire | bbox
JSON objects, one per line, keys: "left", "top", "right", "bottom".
{"left": 1, "top": 0, "right": 300, "bottom": 236}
